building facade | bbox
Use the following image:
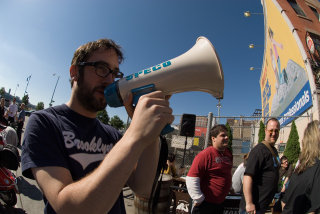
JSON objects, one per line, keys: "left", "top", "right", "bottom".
{"left": 258, "top": 0, "right": 320, "bottom": 151}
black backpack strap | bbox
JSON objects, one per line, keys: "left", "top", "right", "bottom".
{"left": 148, "top": 135, "right": 168, "bottom": 213}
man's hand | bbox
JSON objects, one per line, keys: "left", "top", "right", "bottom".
{"left": 246, "top": 202, "right": 256, "bottom": 214}
{"left": 125, "top": 91, "right": 174, "bottom": 144}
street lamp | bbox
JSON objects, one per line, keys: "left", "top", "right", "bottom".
{"left": 244, "top": 11, "right": 263, "bottom": 17}
{"left": 49, "top": 74, "right": 60, "bottom": 107}
{"left": 250, "top": 67, "right": 262, "bottom": 71}
{"left": 24, "top": 75, "right": 32, "bottom": 97}
{"left": 216, "top": 99, "right": 222, "bottom": 123}
{"left": 14, "top": 84, "right": 19, "bottom": 96}
{"left": 249, "top": 44, "right": 264, "bottom": 49}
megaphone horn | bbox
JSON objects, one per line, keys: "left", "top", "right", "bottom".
{"left": 104, "top": 36, "right": 224, "bottom": 107}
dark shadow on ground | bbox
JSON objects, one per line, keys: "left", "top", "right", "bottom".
{"left": 16, "top": 176, "right": 42, "bottom": 201}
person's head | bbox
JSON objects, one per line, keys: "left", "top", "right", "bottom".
{"left": 12, "top": 97, "right": 16, "bottom": 103}
{"left": 264, "top": 118, "right": 280, "bottom": 145}
{"left": 0, "top": 98, "right": 4, "bottom": 106}
{"left": 69, "top": 38, "right": 124, "bottom": 113}
{"left": 296, "top": 120, "right": 320, "bottom": 174}
{"left": 210, "top": 124, "right": 229, "bottom": 151}
{"left": 280, "top": 155, "right": 289, "bottom": 169}
{"left": 167, "top": 153, "right": 175, "bottom": 163}
{"left": 20, "top": 103, "right": 25, "bottom": 110}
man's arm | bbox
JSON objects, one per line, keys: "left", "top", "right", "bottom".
{"left": 243, "top": 175, "right": 256, "bottom": 213}
{"left": 186, "top": 176, "right": 205, "bottom": 205}
{"left": 32, "top": 91, "right": 173, "bottom": 214}
{"left": 127, "top": 138, "right": 160, "bottom": 197}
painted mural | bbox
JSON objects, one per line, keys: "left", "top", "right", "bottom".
{"left": 261, "top": 0, "right": 312, "bottom": 127}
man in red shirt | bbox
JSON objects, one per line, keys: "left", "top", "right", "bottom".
{"left": 186, "top": 124, "right": 233, "bottom": 214}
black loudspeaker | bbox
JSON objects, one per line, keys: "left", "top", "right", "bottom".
{"left": 180, "top": 114, "right": 196, "bottom": 137}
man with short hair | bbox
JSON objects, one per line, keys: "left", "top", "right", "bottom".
{"left": 186, "top": 124, "right": 233, "bottom": 214}
{"left": 7, "top": 98, "right": 18, "bottom": 124}
{"left": 240, "top": 118, "right": 280, "bottom": 214}
{"left": 17, "top": 103, "right": 26, "bottom": 146}
{"left": 21, "top": 38, "right": 174, "bottom": 214}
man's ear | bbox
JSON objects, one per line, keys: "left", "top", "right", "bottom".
{"left": 70, "top": 65, "right": 78, "bottom": 81}
{"left": 211, "top": 136, "right": 215, "bottom": 143}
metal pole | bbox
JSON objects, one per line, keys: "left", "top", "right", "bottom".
{"left": 14, "top": 84, "right": 19, "bottom": 96}
{"left": 49, "top": 76, "right": 60, "bottom": 107}
{"left": 180, "top": 136, "right": 188, "bottom": 168}
{"left": 204, "top": 112, "right": 213, "bottom": 149}
{"left": 24, "top": 75, "right": 32, "bottom": 97}
{"left": 217, "top": 99, "right": 222, "bottom": 124}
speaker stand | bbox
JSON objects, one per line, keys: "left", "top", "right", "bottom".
{"left": 180, "top": 136, "right": 188, "bottom": 169}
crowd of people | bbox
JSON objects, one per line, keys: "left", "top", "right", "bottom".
{"left": 0, "top": 97, "right": 25, "bottom": 147}
{"left": 0, "top": 37, "right": 314, "bottom": 214}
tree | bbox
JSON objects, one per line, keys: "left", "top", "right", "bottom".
{"left": 97, "top": 109, "right": 109, "bottom": 125}
{"left": 225, "top": 122, "right": 233, "bottom": 154}
{"left": 283, "top": 120, "right": 300, "bottom": 164}
{"left": 258, "top": 120, "right": 265, "bottom": 143}
{"left": 22, "top": 94, "right": 29, "bottom": 105}
{"left": 110, "top": 115, "right": 124, "bottom": 130}
{"left": 36, "top": 102, "right": 44, "bottom": 110}
{"left": 0, "top": 87, "right": 5, "bottom": 98}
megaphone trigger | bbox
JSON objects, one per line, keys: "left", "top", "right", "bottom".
{"left": 131, "top": 84, "right": 156, "bottom": 106}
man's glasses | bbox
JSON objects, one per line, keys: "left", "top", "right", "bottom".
{"left": 77, "top": 61, "right": 124, "bottom": 79}
{"left": 266, "top": 129, "right": 279, "bottom": 134}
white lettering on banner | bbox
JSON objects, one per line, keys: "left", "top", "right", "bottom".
{"left": 279, "top": 90, "right": 310, "bottom": 125}
{"left": 63, "top": 131, "right": 114, "bottom": 170}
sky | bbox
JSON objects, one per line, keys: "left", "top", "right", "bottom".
{"left": 0, "top": 0, "right": 265, "bottom": 124}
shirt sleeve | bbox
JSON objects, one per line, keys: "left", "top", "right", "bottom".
{"left": 186, "top": 176, "right": 205, "bottom": 203}
{"left": 244, "top": 145, "right": 263, "bottom": 177}
{"left": 21, "top": 112, "right": 67, "bottom": 179}
{"left": 187, "top": 150, "right": 206, "bottom": 178}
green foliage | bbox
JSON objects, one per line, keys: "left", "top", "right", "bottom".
{"left": 97, "top": 109, "right": 110, "bottom": 125}
{"left": 36, "top": 102, "right": 44, "bottom": 110}
{"left": 110, "top": 115, "right": 124, "bottom": 130}
{"left": 225, "top": 122, "right": 233, "bottom": 154}
{"left": 22, "top": 94, "right": 29, "bottom": 105}
{"left": 0, "top": 87, "right": 5, "bottom": 98}
{"left": 284, "top": 120, "right": 300, "bottom": 164}
{"left": 258, "top": 120, "right": 265, "bottom": 143}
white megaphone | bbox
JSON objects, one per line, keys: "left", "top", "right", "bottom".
{"left": 104, "top": 36, "right": 224, "bottom": 134}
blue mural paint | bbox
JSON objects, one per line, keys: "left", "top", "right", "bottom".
{"left": 278, "top": 82, "right": 312, "bottom": 127}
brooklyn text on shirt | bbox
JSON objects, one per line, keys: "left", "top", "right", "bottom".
{"left": 63, "top": 131, "right": 113, "bottom": 154}
{"left": 63, "top": 131, "right": 114, "bottom": 170}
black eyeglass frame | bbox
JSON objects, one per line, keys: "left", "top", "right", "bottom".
{"left": 77, "top": 61, "right": 124, "bottom": 79}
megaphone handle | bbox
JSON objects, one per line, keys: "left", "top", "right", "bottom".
{"left": 131, "top": 84, "right": 174, "bottom": 135}
{"left": 161, "top": 124, "right": 175, "bottom": 135}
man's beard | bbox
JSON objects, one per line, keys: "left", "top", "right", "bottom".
{"left": 75, "top": 77, "right": 107, "bottom": 112}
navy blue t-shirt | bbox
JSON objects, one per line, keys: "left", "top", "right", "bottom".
{"left": 21, "top": 104, "right": 126, "bottom": 214}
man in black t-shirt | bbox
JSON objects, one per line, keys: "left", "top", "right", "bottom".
{"left": 21, "top": 39, "right": 174, "bottom": 214}
{"left": 240, "top": 118, "right": 280, "bottom": 214}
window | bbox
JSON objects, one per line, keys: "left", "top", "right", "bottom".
{"left": 309, "top": 6, "right": 320, "bottom": 21}
{"left": 288, "top": 0, "right": 306, "bottom": 17}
